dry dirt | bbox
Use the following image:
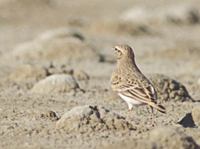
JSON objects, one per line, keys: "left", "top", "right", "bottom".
{"left": 0, "top": 0, "right": 200, "bottom": 149}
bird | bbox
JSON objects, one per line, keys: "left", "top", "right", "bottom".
{"left": 110, "top": 44, "right": 166, "bottom": 113}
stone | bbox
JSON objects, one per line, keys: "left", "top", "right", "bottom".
{"left": 8, "top": 64, "right": 47, "bottom": 82}
{"left": 90, "top": 19, "right": 151, "bottom": 36}
{"left": 102, "top": 127, "right": 199, "bottom": 149}
{"left": 44, "top": 63, "right": 89, "bottom": 81}
{"left": 37, "top": 28, "right": 85, "bottom": 41}
{"left": 44, "top": 62, "right": 73, "bottom": 76}
{"left": 56, "top": 105, "right": 135, "bottom": 133}
{"left": 8, "top": 28, "right": 99, "bottom": 63}
{"left": 149, "top": 74, "right": 192, "bottom": 102}
{"left": 40, "top": 110, "right": 60, "bottom": 121}
{"left": 120, "top": 5, "right": 200, "bottom": 25}
{"left": 148, "top": 127, "right": 199, "bottom": 149}
{"left": 73, "top": 70, "right": 89, "bottom": 81}
{"left": 192, "top": 106, "right": 200, "bottom": 126}
{"left": 31, "top": 74, "right": 79, "bottom": 94}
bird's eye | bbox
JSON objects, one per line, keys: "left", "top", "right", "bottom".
{"left": 115, "top": 48, "right": 121, "bottom": 53}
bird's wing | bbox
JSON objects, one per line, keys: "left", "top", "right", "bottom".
{"left": 117, "top": 81, "right": 157, "bottom": 104}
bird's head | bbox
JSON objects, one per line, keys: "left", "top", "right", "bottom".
{"left": 114, "top": 44, "right": 135, "bottom": 60}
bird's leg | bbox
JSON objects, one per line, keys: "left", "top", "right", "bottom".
{"left": 127, "top": 102, "right": 133, "bottom": 112}
{"left": 147, "top": 105, "right": 156, "bottom": 126}
{"left": 146, "top": 105, "right": 154, "bottom": 114}
{"left": 150, "top": 105, "right": 154, "bottom": 114}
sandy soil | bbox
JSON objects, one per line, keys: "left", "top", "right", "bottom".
{"left": 0, "top": 0, "right": 200, "bottom": 149}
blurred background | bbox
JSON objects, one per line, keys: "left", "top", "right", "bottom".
{"left": 0, "top": 0, "right": 200, "bottom": 52}
{"left": 1, "top": 0, "right": 200, "bottom": 74}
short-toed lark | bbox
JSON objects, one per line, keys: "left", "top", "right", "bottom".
{"left": 111, "top": 44, "right": 166, "bottom": 113}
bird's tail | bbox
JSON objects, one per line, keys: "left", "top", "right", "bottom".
{"left": 148, "top": 102, "right": 166, "bottom": 114}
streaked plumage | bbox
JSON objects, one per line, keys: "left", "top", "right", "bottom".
{"left": 111, "top": 44, "right": 166, "bottom": 113}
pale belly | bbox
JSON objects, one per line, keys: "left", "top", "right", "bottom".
{"left": 118, "top": 93, "right": 143, "bottom": 105}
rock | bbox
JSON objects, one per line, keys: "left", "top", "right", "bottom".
{"left": 8, "top": 64, "right": 47, "bottom": 82}
{"left": 37, "top": 28, "right": 85, "bottom": 41}
{"left": 31, "top": 74, "right": 79, "bottom": 94}
{"left": 40, "top": 110, "right": 60, "bottom": 121}
{"left": 192, "top": 106, "right": 200, "bottom": 126}
{"left": 8, "top": 28, "right": 99, "bottom": 63}
{"left": 178, "top": 106, "right": 200, "bottom": 127}
{"left": 56, "top": 105, "right": 135, "bottom": 133}
{"left": 148, "top": 127, "right": 199, "bottom": 149}
{"left": 120, "top": 6, "right": 155, "bottom": 25}
{"left": 73, "top": 70, "right": 89, "bottom": 81}
{"left": 44, "top": 62, "right": 73, "bottom": 76}
{"left": 164, "top": 5, "right": 200, "bottom": 24}
{"left": 149, "top": 74, "right": 192, "bottom": 102}
{"left": 102, "top": 127, "right": 199, "bottom": 149}
{"left": 90, "top": 19, "right": 152, "bottom": 36}
{"left": 44, "top": 63, "right": 89, "bottom": 81}
{"left": 121, "top": 5, "right": 200, "bottom": 25}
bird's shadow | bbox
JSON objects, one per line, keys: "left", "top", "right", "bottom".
{"left": 177, "top": 113, "right": 197, "bottom": 128}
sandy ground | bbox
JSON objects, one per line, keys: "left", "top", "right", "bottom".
{"left": 0, "top": 0, "right": 200, "bottom": 149}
